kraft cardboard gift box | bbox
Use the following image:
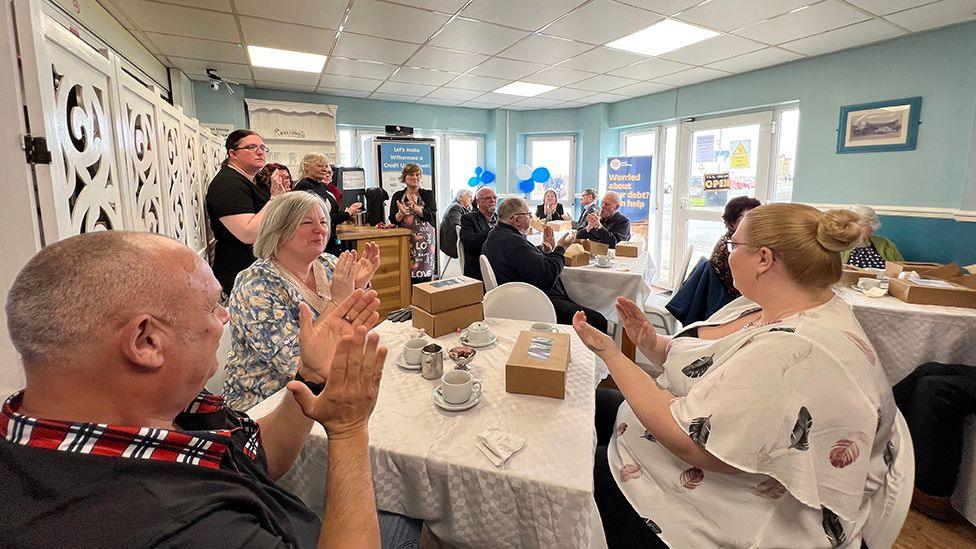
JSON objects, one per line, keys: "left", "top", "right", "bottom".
{"left": 884, "top": 261, "right": 947, "bottom": 278}
{"left": 505, "top": 331, "right": 571, "bottom": 399}
{"left": 411, "top": 303, "right": 485, "bottom": 337}
{"left": 563, "top": 249, "right": 590, "bottom": 267}
{"left": 886, "top": 263, "right": 976, "bottom": 308}
{"left": 615, "top": 241, "right": 640, "bottom": 258}
{"left": 839, "top": 265, "right": 870, "bottom": 286}
{"left": 411, "top": 276, "right": 484, "bottom": 314}
{"left": 546, "top": 220, "right": 572, "bottom": 232}
{"left": 579, "top": 239, "right": 609, "bottom": 257}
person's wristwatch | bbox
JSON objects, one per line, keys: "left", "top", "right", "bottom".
{"left": 294, "top": 372, "right": 325, "bottom": 396}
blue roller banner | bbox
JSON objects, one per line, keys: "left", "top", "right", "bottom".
{"left": 606, "top": 156, "right": 652, "bottom": 223}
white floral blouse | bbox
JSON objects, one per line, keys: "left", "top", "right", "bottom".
{"left": 610, "top": 295, "right": 899, "bottom": 548}
{"left": 222, "top": 255, "right": 336, "bottom": 411}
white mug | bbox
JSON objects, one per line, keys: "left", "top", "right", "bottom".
{"left": 596, "top": 254, "right": 611, "bottom": 266}
{"left": 530, "top": 322, "right": 557, "bottom": 332}
{"left": 465, "top": 321, "right": 491, "bottom": 344}
{"left": 440, "top": 369, "right": 482, "bottom": 405}
{"left": 857, "top": 277, "right": 882, "bottom": 290}
{"left": 403, "top": 338, "right": 428, "bottom": 365}
{"left": 607, "top": 249, "right": 616, "bottom": 259}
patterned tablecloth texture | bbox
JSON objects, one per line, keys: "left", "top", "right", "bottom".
{"left": 560, "top": 253, "right": 656, "bottom": 324}
{"left": 248, "top": 317, "right": 607, "bottom": 549}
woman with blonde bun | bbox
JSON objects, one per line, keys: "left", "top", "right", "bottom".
{"left": 574, "top": 204, "right": 900, "bottom": 548}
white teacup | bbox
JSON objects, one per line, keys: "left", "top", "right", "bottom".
{"left": 857, "top": 277, "right": 882, "bottom": 291}
{"left": 440, "top": 369, "right": 482, "bottom": 405}
{"left": 608, "top": 249, "right": 616, "bottom": 259}
{"left": 403, "top": 338, "right": 428, "bottom": 365}
{"left": 464, "top": 321, "right": 492, "bottom": 344}
{"left": 530, "top": 322, "right": 557, "bottom": 332}
{"left": 595, "top": 254, "right": 611, "bottom": 267}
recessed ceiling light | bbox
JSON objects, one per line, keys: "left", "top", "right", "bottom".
{"left": 492, "top": 81, "right": 557, "bottom": 97}
{"left": 606, "top": 19, "right": 719, "bottom": 57}
{"left": 247, "top": 45, "right": 327, "bottom": 73}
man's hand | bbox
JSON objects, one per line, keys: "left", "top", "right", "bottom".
{"left": 542, "top": 225, "right": 555, "bottom": 253}
{"left": 557, "top": 231, "right": 577, "bottom": 249}
{"left": 297, "top": 289, "right": 380, "bottom": 382}
{"left": 616, "top": 297, "right": 657, "bottom": 350}
{"left": 586, "top": 212, "right": 601, "bottom": 230}
{"left": 288, "top": 325, "right": 386, "bottom": 439}
{"left": 354, "top": 242, "right": 381, "bottom": 288}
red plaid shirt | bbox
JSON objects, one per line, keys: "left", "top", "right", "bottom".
{"left": 0, "top": 390, "right": 260, "bottom": 469}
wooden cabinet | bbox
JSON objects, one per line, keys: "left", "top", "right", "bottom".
{"left": 336, "top": 226, "right": 411, "bottom": 319}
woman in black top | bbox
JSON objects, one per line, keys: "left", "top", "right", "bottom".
{"left": 535, "top": 189, "right": 568, "bottom": 222}
{"left": 293, "top": 152, "right": 362, "bottom": 256}
{"left": 390, "top": 163, "right": 437, "bottom": 284}
{"left": 205, "top": 129, "right": 289, "bottom": 295}
{"left": 709, "top": 196, "right": 761, "bottom": 299}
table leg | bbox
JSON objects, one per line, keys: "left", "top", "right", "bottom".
{"left": 621, "top": 326, "right": 636, "bottom": 362}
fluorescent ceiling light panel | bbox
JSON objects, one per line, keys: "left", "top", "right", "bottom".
{"left": 247, "top": 45, "right": 327, "bottom": 73}
{"left": 492, "top": 81, "right": 557, "bottom": 97}
{"left": 607, "top": 19, "right": 719, "bottom": 57}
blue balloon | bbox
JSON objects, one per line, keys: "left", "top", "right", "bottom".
{"left": 479, "top": 170, "right": 495, "bottom": 184}
{"left": 518, "top": 179, "right": 535, "bottom": 194}
{"left": 467, "top": 176, "right": 480, "bottom": 187}
{"left": 531, "top": 167, "right": 551, "bottom": 183}
{"left": 474, "top": 166, "right": 483, "bottom": 176}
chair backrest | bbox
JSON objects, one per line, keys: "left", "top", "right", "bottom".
{"left": 628, "top": 233, "right": 646, "bottom": 251}
{"left": 480, "top": 254, "right": 498, "bottom": 291}
{"left": 862, "top": 410, "right": 915, "bottom": 549}
{"left": 483, "top": 282, "right": 557, "bottom": 323}
{"left": 676, "top": 243, "right": 695, "bottom": 287}
{"left": 455, "top": 225, "right": 465, "bottom": 271}
{"left": 205, "top": 323, "right": 233, "bottom": 394}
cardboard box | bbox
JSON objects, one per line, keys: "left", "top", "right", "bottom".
{"left": 564, "top": 250, "right": 590, "bottom": 267}
{"left": 411, "top": 276, "right": 484, "bottom": 314}
{"left": 546, "top": 220, "right": 572, "bottom": 232}
{"left": 579, "top": 239, "right": 609, "bottom": 257}
{"left": 884, "top": 261, "right": 948, "bottom": 278}
{"left": 505, "top": 331, "right": 571, "bottom": 399}
{"left": 839, "top": 265, "right": 869, "bottom": 286}
{"left": 887, "top": 277, "right": 976, "bottom": 308}
{"left": 411, "top": 302, "right": 485, "bottom": 337}
{"left": 615, "top": 242, "right": 640, "bottom": 258}
{"left": 529, "top": 218, "right": 547, "bottom": 233}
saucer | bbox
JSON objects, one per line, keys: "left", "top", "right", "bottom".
{"left": 396, "top": 351, "right": 422, "bottom": 370}
{"left": 459, "top": 332, "right": 497, "bottom": 348}
{"left": 432, "top": 385, "right": 482, "bottom": 411}
{"left": 593, "top": 262, "right": 614, "bottom": 269}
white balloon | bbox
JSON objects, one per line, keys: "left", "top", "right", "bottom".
{"left": 515, "top": 164, "right": 532, "bottom": 181}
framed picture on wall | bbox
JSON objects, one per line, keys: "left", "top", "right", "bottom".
{"left": 836, "top": 96, "right": 922, "bottom": 153}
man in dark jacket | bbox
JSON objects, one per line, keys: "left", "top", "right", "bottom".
{"left": 572, "top": 188, "right": 600, "bottom": 229}
{"left": 576, "top": 191, "right": 631, "bottom": 248}
{"left": 459, "top": 186, "right": 497, "bottom": 280}
{"left": 482, "top": 198, "right": 608, "bottom": 333}
{"left": 439, "top": 189, "right": 473, "bottom": 259}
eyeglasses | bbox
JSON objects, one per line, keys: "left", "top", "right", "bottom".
{"left": 725, "top": 239, "right": 755, "bottom": 253}
{"left": 232, "top": 144, "right": 270, "bottom": 153}
{"left": 512, "top": 211, "right": 532, "bottom": 218}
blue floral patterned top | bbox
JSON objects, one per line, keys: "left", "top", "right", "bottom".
{"left": 222, "top": 255, "right": 336, "bottom": 411}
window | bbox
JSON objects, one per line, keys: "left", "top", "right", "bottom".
{"left": 445, "top": 135, "right": 484, "bottom": 205}
{"left": 622, "top": 131, "right": 656, "bottom": 158}
{"left": 525, "top": 135, "right": 576, "bottom": 203}
{"left": 773, "top": 108, "right": 799, "bottom": 203}
{"left": 338, "top": 128, "right": 355, "bottom": 166}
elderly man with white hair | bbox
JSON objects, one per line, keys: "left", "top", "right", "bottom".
{"left": 576, "top": 191, "right": 631, "bottom": 248}
{"left": 439, "top": 188, "right": 473, "bottom": 260}
{"left": 0, "top": 231, "right": 422, "bottom": 548}
{"left": 841, "top": 205, "right": 904, "bottom": 268}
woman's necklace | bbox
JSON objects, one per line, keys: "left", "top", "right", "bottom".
{"left": 740, "top": 297, "right": 832, "bottom": 331}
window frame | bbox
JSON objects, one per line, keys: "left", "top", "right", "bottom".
{"left": 524, "top": 134, "right": 578, "bottom": 204}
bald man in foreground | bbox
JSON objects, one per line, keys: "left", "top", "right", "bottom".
{"left": 576, "top": 191, "right": 631, "bottom": 248}
{"left": 0, "top": 232, "right": 419, "bottom": 548}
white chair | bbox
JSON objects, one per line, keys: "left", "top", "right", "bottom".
{"left": 455, "top": 225, "right": 465, "bottom": 275}
{"left": 480, "top": 254, "right": 498, "bottom": 291}
{"left": 643, "top": 244, "right": 695, "bottom": 335}
{"left": 483, "top": 282, "right": 557, "bottom": 323}
{"left": 205, "top": 323, "right": 233, "bottom": 394}
{"left": 627, "top": 233, "right": 646, "bottom": 251}
{"left": 862, "top": 410, "right": 915, "bottom": 549}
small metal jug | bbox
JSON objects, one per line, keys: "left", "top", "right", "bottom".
{"left": 421, "top": 343, "right": 444, "bottom": 380}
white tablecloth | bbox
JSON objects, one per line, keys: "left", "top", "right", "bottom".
{"left": 835, "top": 286, "right": 976, "bottom": 385}
{"left": 561, "top": 254, "right": 656, "bottom": 324}
{"left": 248, "top": 317, "right": 605, "bottom": 549}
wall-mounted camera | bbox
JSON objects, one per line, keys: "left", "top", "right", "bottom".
{"left": 206, "top": 69, "right": 238, "bottom": 95}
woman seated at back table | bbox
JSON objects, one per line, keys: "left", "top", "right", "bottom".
{"left": 223, "top": 191, "right": 380, "bottom": 411}
{"left": 843, "top": 205, "right": 904, "bottom": 269}
{"left": 535, "top": 188, "right": 571, "bottom": 222}
{"left": 573, "top": 203, "right": 898, "bottom": 548}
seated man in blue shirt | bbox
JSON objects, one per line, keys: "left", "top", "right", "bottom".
{"left": 482, "top": 198, "right": 608, "bottom": 333}
{"left": 576, "top": 191, "right": 631, "bottom": 248}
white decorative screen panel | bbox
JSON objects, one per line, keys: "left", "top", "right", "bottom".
{"left": 118, "top": 72, "right": 165, "bottom": 234}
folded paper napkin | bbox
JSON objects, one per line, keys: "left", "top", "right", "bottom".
{"left": 476, "top": 427, "right": 526, "bottom": 467}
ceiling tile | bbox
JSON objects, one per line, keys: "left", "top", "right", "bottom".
{"left": 318, "top": 74, "right": 384, "bottom": 92}
{"left": 676, "top": 0, "right": 814, "bottom": 32}
{"left": 705, "top": 47, "right": 802, "bottom": 73}
{"left": 475, "top": 92, "right": 522, "bottom": 104}
{"left": 425, "top": 87, "right": 485, "bottom": 100}
{"left": 234, "top": 0, "right": 345, "bottom": 28}
{"left": 659, "top": 34, "right": 765, "bottom": 65}
{"left": 613, "top": 81, "right": 671, "bottom": 96}
{"left": 559, "top": 101, "right": 589, "bottom": 108}
{"left": 416, "top": 97, "right": 465, "bottom": 106}
{"left": 609, "top": 57, "right": 691, "bottom": 79}
{"left": 376, "top": 81, "right": 438, "bottom": 97}
{"left": 251, "top": 67, "right": 322, "bottom": 86}
{"left": 240, "top": 17, "right": 335, "bottom": 54}
{"left": 141, "top": 0, "right": 231, "bottom": 9}
{"left": 470, "top": 58, "right": 546, "bottom": 80}
{"left": 461, "top": 101, "right": 502, "bottom": 109}
{"left": 498, "top": 34, "right": 593, "bottom": 65}
{"left": 581, "top": 92, "right": 628, "bottom": 104}
{"left": 509, "top": 97, "right": 569, "bottom": 109}
{"left": 121, "top": 1, "right": 240, "bottom": 41}
{"left": 460, "top": 0, "right": 583, "bottom": 31}
{"left": 523, "top": 66, "right": 597, "bottom": 86}
{"left": 560, "top": 46, "right": 649, "bottom": 72}
{"left": 653, "top": 66, "right": 729, "bottom": 86}
{"left": 544, "top": 0, "right": 665, "bottom": 44}
{"left": 846, "top": 0, "right": 934, "bottom": 16}
{"left": 391, "top": 66, "right": 458, "bottom": 86}
{"left": 169, "top": 57, "right": 252, "bottom": 81}
{"left": 253, "top": 80, "right": 319, "bottom": 92}
{"left": 537, "top": 87, "right": 597, "bottom": 101}
{"left": 569, "top": 74, "right": 637, "bottom": 92}
{"left": 144, "top": 33, "right": 246, "bottom": 64}
{"left": 393, "top": 0, "right": 469, "bottom": 13}
{"left": 734, "top": 1, "right": 871, "bottom": 44}
{"left": 444, "top": 73, "right": 512, "bottom": 91}
{"left": 613, "top": 0, "right": 703, "bottom": 16}
{"left": 885, "top": 0, "right": 976, "bottom": 31}
{"left": 781, "top": 19, "right": 905, "bottom": 56}
{"left": 333, "top": 34, "right": 418, "bottom": 64}
{"left": 407, "top": 46, "right": 488, "bottom": 72}
{"left": 344, "top": 0, "right": 450, "bottom": 43}
{"left": 429, "top": 18, "right": 530, "bottom": 55}
{"left": 326, "top": 57, "right": 398, "bottom": 79}
{"left": 369, "top": 92, "right": 421, "bottom": 103}
{"left": 316, "top": 87, "right": 373, "bottom": 98}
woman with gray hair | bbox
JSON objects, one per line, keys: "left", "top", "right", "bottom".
{"left": 439, "top": 188, "right": 473, "bottom": 259}
{"left": 223, "top": 191, "right": 380, "bottom": 411}
{"left": 842, "top": 205, "right": 904, "bottom": 268}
